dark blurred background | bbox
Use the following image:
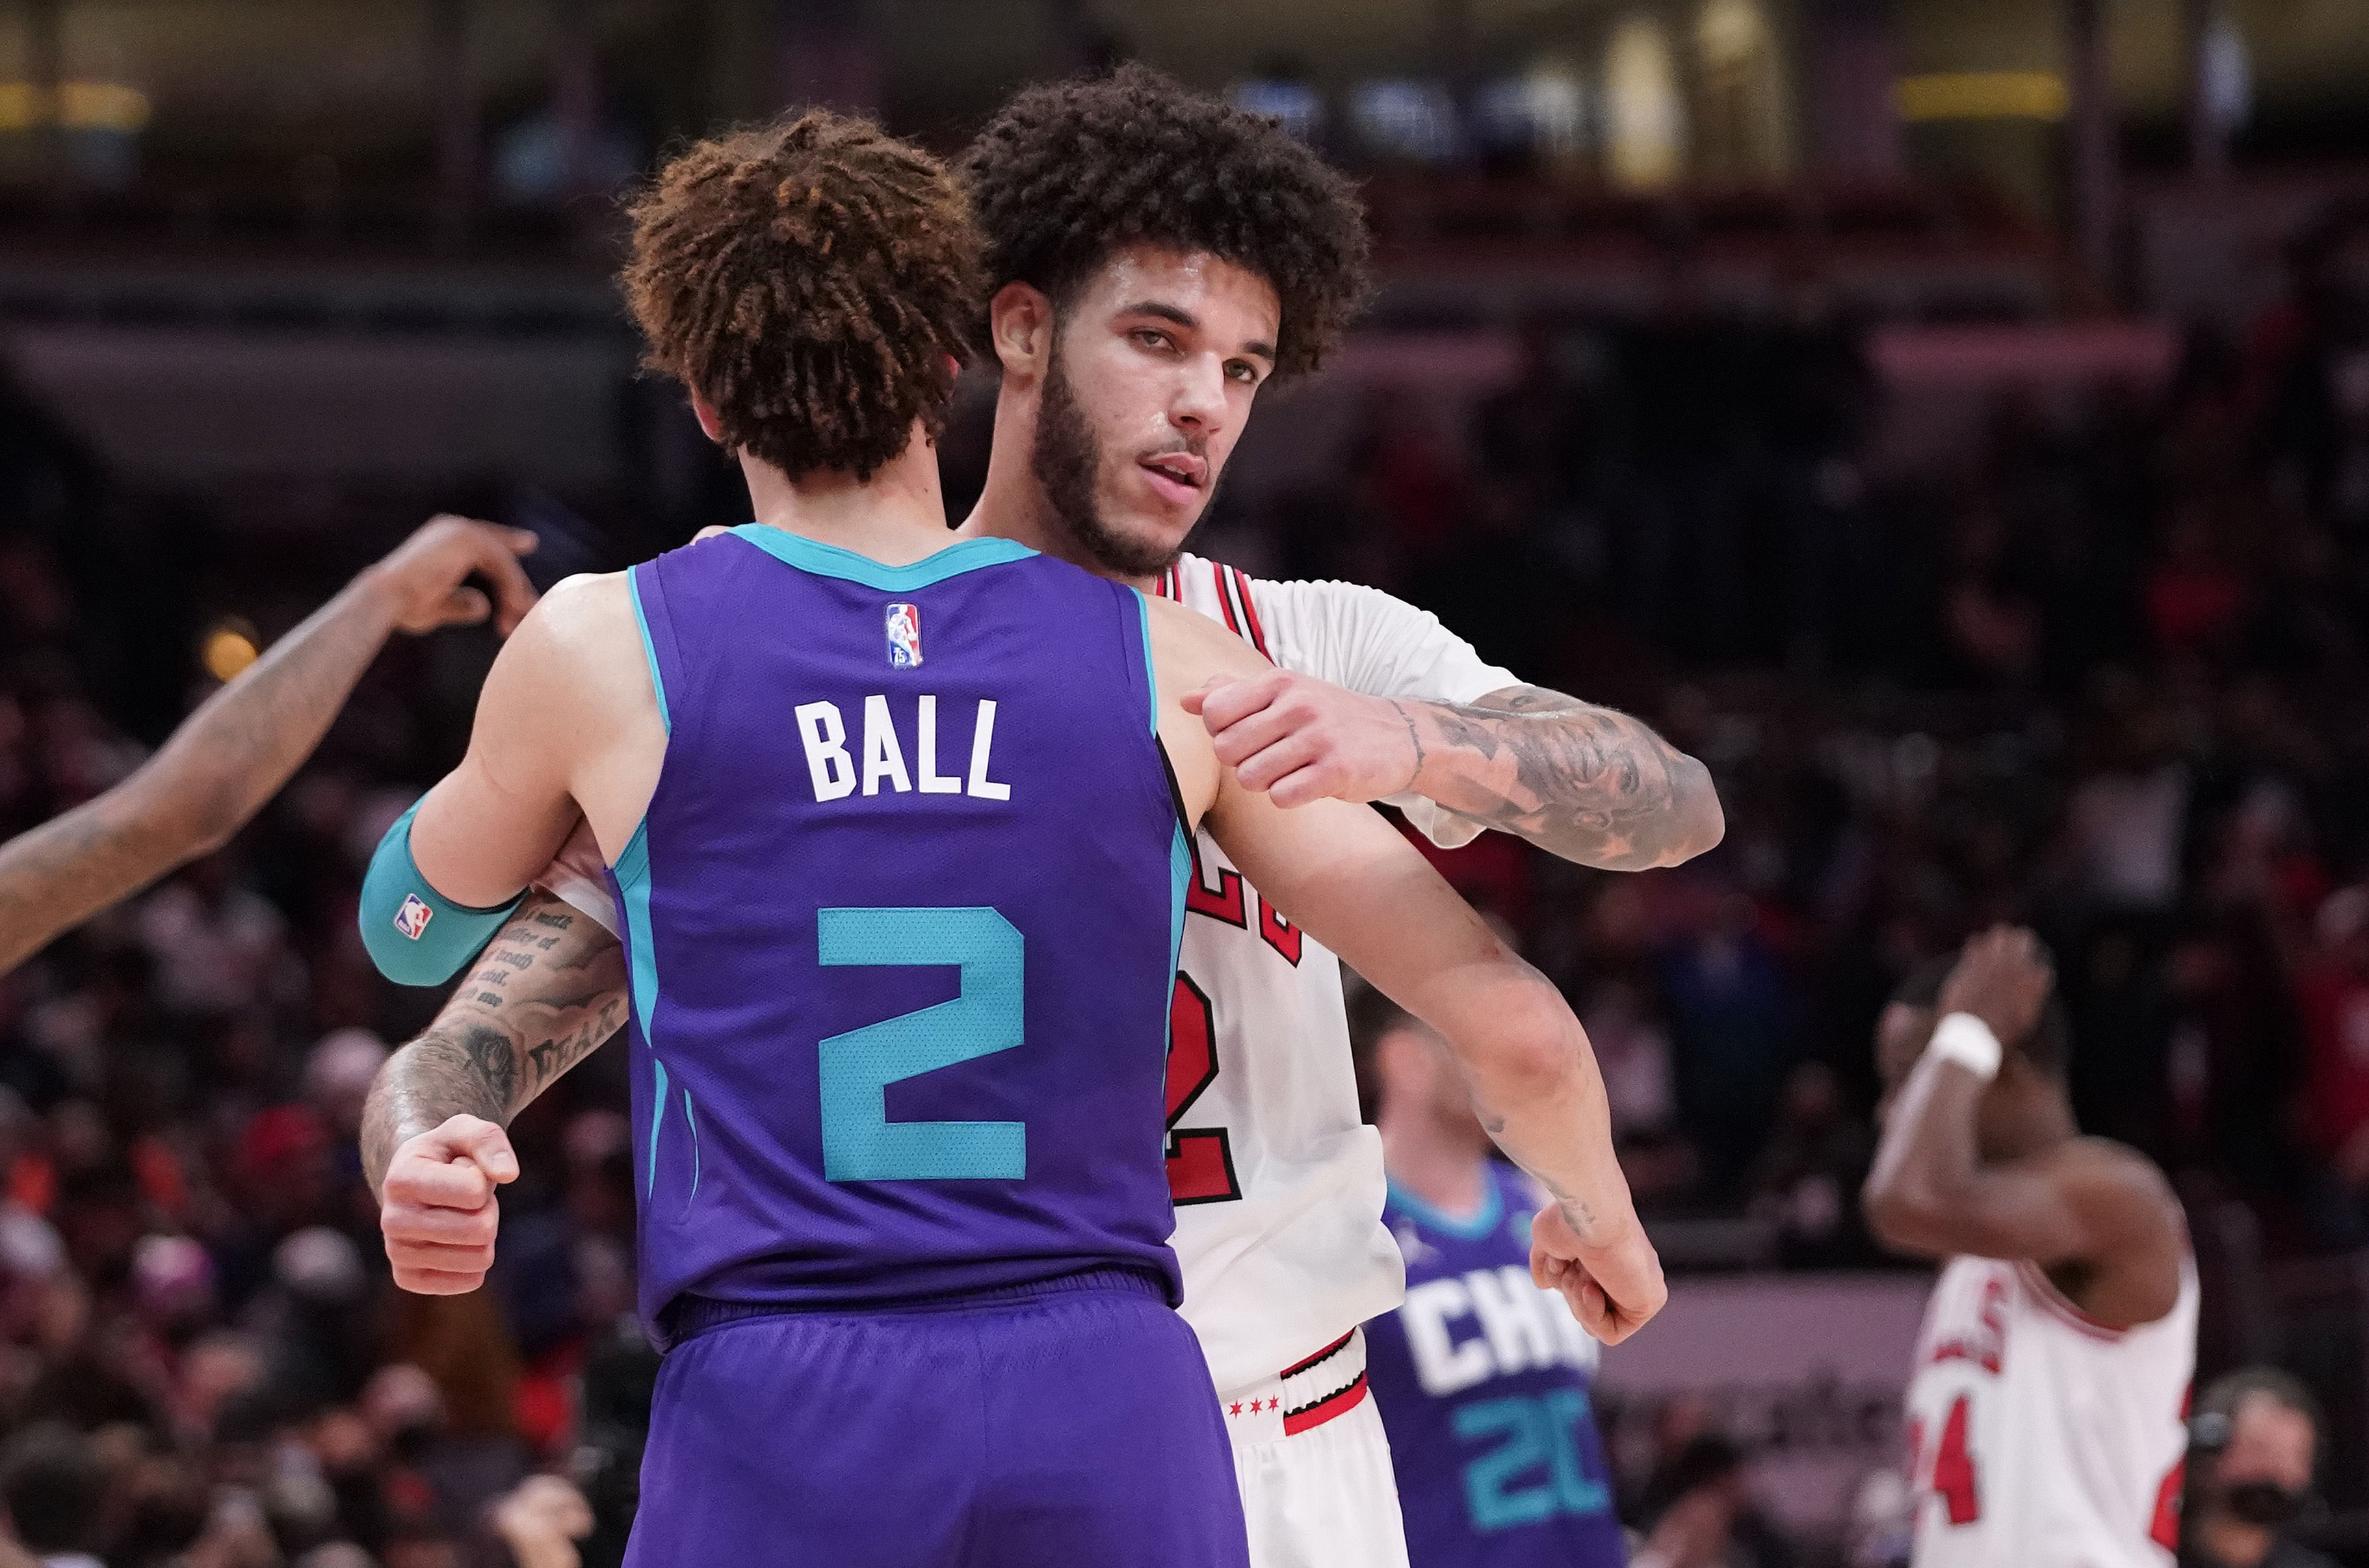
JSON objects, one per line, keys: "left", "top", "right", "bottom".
{"left": 0, "top": 1, "right": 2366, "bottom": 1565}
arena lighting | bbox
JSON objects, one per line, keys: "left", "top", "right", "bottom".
{"left": 200, "top": 621, "right": 261, "bottom": 683}
{"left": 0, "top": 81, "right": 153, "bottom": 134}
{"left": 1897, "top": 72, "right": 2069, "bottom": 122}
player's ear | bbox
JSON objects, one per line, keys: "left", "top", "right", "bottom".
{"left": 688, "top": 388, "right": 727, "bottom": 445}
{"left": 989, "top": 281, "right": 1054, "bottom": 380}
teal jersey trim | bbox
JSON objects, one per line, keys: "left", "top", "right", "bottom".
{"left": 1168, "top": 825, "right": 1190, "bottom": 978}
{"left": 614, "top": 820, "right": 661, "bottom": 1044}
{"left": 1387, "top": 1171, "right": 1506, "bottom": 1242}
{"left": 626, "top": 564, "right": 671, "bottom": 735}
{"left": 1132, "top": 588, "right": 1159, "bottom": 733}
{"left": 358, "top": 798, "right": 523, "bottom": 987}
{"left": 683, "top": 1089, "right": 700, "bottom": 1201}
{"left": 647, "top": 1057, "right": 670, "bottom": 1199}
{"left": 729, "top": 523, "right": 1036, "bottom": 590}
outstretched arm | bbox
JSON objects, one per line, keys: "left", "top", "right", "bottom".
{"left": 1188, "top": 674, "right": 1722, "bottom": 872}
{"left": 0, "top": 516, "right": 538, "bottom": 974}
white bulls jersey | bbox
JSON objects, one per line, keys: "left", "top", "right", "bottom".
{"left": 1150, "top": 554, "right": 1517, "bottom": 1392}
{"left": 1902, "top": 1252, "right": 2197, "bottom": 1568}
{"left": 542, "top": 551, "right": 1521, "bottom": 1396}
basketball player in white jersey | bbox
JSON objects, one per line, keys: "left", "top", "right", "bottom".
{"left": 1865, "top": 926, "right": 2195, "bottom": 1568}
{"left": 382, "top": 67, "right": 1708, "bottom": 1568}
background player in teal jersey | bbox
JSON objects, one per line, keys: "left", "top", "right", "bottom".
{"left": 1357, "top": 991, "right": 1629, "bottom": 1568}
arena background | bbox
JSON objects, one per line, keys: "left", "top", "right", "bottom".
{"left": 0, "top": 1, "right": 2363, "bottom": 1564}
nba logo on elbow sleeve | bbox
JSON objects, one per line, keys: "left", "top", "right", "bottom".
{"left": 393, "top": 895, "right": 434, "bottom": 941}
{"left": 885, "top": 603, "right": 923, "bottom": 669}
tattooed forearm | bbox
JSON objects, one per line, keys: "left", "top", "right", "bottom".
{"left": 363, "top": 1022, "right": 515, "bottom": 1193}
{"left": 361, "top": 891, "right": 631, "bottom": 1192}
{"left": 1405, "top": 685, "right": 1723, "bottom": 872}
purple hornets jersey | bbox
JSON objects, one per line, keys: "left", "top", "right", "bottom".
{"left": 607, "top": 525, "right": 1188, "bottom": 1342}
{"left": 1365, "top": 1163, "right": 1627, "bottom": 1568}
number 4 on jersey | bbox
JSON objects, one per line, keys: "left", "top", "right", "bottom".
{"left": 1924, "top": 1394, "right": 1981, "bottom": 1526}
{"left": 1165, "top": 973, "right": 1243, "bottom": 1204}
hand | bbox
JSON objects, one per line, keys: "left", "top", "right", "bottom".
{"left": 1936, "top": 925, "right": 2054, "bottom": 1049}
{"left": 1530, "top": 1203, "right": 1666, "bottom": 1345}
{"left": 379, "top": 1114, "right": 517, "bottom": 1294}
{"left": 491, "top": 1474, "right": 596, "bottom": 1568}
{"left": 365, "top": 515, "right": 540, "bottom": 636}
{"left": 1183, "top": 671, "right": 1422, "bottom": 809}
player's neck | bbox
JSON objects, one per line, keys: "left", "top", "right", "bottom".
{"left": 959, "top": 389, "right": 1161, "bottom": 591}
{"left": 739, "top": 430, "right": 954, "bottom": 567}
{"left": 1380, "top": 1112, "right": 1495, "bottom": 1222}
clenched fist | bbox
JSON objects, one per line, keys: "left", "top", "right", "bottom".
{"left": 1530, "top": 1202, "right": 1667, "bottom": 1346}
{"left": 379, "top": 1114, "right": 518, "bottom": 1294}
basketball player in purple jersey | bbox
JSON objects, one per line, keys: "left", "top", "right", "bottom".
{"left": 358, "top": 114, "right": 1660, "bottom": 1566}
{"left": 1357, "top": 994, "right": 1626, "bottom": 1568}
{"left": 0, "top": 514, "right": 535, "bottom": 973}
{"left": 374, "top": 68, "right": 1707, "bottom": 1567}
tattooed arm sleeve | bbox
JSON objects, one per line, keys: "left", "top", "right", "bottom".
{"left": 362, "top": 891, "right": 629, "bottom": 1194}
{"left": 1399, "top": 685, "right": 1724, "bottom": 872}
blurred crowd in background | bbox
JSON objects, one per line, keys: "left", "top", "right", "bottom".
{"left": 0, "top": 164, "right": 2366, "bottom": 1568}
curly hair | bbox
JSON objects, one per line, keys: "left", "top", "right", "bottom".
{"left": 959, "top": 63, "right": 1370, "bottom": 379}
{"left": 623, "top": 110, "right": 983, "bottom": 481}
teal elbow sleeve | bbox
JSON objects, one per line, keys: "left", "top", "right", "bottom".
{"left": 360, "top": 799, "right": 524, "bottom": 987}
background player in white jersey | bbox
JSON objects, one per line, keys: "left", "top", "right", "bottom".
{"left": 388, "top": 65, "right": 1699, "bottom": 1568}
{"left": 1864, "top": 927, "right": 2195, "bottom": 1568}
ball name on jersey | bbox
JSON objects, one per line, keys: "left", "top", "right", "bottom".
{"left": 1400, "top": 1264, "right": 1601, "bottom": 1397}
{"left": 792, "top": 694, "right": 1014, "bottom": 804}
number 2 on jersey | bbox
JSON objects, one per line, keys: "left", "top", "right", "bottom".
{"left": 816, "top": 906, "right": 1025, "bottom": 1182}
{"left": 1165, "top": 973, "right": 1243, "bottom": 1204}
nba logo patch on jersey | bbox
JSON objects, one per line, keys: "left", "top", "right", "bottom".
{"left": 885, "top": 603, "right": 923, "bottom": 668}
{"left": 393, "top": 895, "right": 434, "bottom": 941}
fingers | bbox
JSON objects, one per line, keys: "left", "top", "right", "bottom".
{"left": 470, "top": 530, "right": 541, "bottom": 634}
{"left": 1233, "top": 731, "right": 1326, "bottom": 795}
{"left": 382, "top": 1200, "right": 500, "bottom": 1249}
{"left": 1203, "top": 697, "right": 1301, "bottom": 772}
{"left": 1266, "top": 764, "right": 1342, "bottom": 811}
{"left": 391, "top": 1262, "right": 490, "bottom": 1296}
{"left": 1571, "top": 1277, "right": 1617, "bottom": 1341}
{"left": 438, "top": 587, "right": 491, "bottom": 627}
{"left": 386, "top": 1156, "right": 493, "bottom": 1211}
{"left": 382, "top": 1118, "right": 510, "bottom": 1296}
{"left": 423, "top": 1114, "right": 521, "bottom": 1183}
{"left": 1191, "top": 672, "right": 1287, "bottom": 732}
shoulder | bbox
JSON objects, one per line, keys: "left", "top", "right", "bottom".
{"left": 2046, "top": 1138, "right": 2188, "bottom": 1300}
{"left": 490, "top": 572, "right": 646, "bottom": 698}
{"left": 528, "top": 570, "right": 636, "bottom": 636}
{"left": 1144, "top": 590, "right": 1268, "bottom": 683}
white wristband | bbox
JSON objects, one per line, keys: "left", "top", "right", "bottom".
{"left": 1928, "top": 1013, "right": 2003, "bottom": 1082}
